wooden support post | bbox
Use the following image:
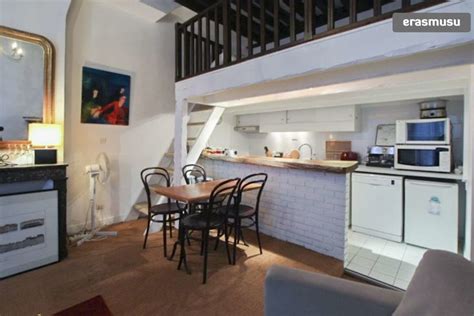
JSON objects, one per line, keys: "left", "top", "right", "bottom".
{"left": 223, "top": 0, "right": 231, "bottom": 65}
{"left": 175, "top": 23, "right": 182, "bottom": 80}
{"left": 260, "top": 0, "right": 266, "bottom": 53}
{"left": 247, "top": 0, "right": 253, "bottom": 57}
{"left": 236, "top": 0, "right": 242, "bottom": 61}
{"left": 349, "top": 0, "right": 357, "bottom": 24}
{"left": 290, "top": 0, "right": 296, "bottom": 41}
{"left": 205, "top": 12, "right": 210, "bottom": 70}
{"left": 374, "top": 0, "right": 382, "bottom": 16}
{"left": 327, "top": 0, "right": 334, "bottom": 30}
{"left": 273, "top": 0, "right": 279, "bottom": 48}
{"left": 304, "top": 0, "right": 314, "bottom": 40}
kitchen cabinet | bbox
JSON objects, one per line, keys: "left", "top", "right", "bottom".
{"left": 259, "top": 111, "right": 287, "bottom": 125}
{"left": 236, "top": 114, "right": 260, "bottom": 126}
{"left": 258, "top": 105, "right": 360, "bottom": 133}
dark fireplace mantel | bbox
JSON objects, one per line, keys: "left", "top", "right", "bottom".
{"left": 0, "top": 164, "right": 68, "bottom": 260}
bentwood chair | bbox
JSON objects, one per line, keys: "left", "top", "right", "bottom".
{"left": 177, "top": 178, "right": 240, "bottom": 284}
{"left": 229, "top": 173, "right": 268, "bottom": 265}
{"left": 182, "top": 164, "right": 207, "bottom": 184}
{"left": 140, "top": 167, "right": 186, "bottom": 257}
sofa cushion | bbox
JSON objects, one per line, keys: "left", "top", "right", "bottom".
{"left": 393, "top": 250, "right": 474, "bottom": 316}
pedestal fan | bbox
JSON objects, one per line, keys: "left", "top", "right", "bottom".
{"left": 75, "top": 152, "right": 118, "bottom": 246}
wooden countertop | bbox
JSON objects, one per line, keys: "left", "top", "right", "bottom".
{"left": 201, "top": 154, "right": 358, "bottom": 174}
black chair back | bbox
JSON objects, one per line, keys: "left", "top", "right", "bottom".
{"left": 182, "top": 164, "right": 207, "bottom": 184}
{"left": 140, "top": 167, "right": 172, "bottom": 211}
{"left": 236, "top": 173, "right": 268, "bottom": 213}
{"left": 205, "top": 178, "right": 240, "bottom": 226}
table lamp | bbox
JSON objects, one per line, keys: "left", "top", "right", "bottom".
{"left": 28, "top": 123, "right": 61, "bottom": 164}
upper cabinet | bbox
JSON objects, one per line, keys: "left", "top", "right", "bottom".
{"left": 259, "top": 111, "right": 287, "bottom": 125}
{"left": 245, "top": 105, "right": 360, "bottom": 133}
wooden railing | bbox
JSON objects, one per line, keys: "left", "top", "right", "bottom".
{"left": 175, "top": 0, "right": 445, "bottom": 81}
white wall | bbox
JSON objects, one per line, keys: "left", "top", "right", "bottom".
{"left": 208, "top": 99, "right": 464, "bottom": 163}
{"left": 0, "top": 0, "right": 71, "bottom": 159}
{"left": 65, "top": 0, "right": 176, "bottom": 233}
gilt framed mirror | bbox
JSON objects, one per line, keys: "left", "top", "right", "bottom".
{"left": 0, "top": 25, "right": 55, "bottom": 146}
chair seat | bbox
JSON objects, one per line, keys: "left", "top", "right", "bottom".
{"left": 181, "top": 213, "right": 226, "bottom": 230}
{"left": 150, "top": 203, "right": 185, "bottom": 215}
{"left": 227, "top": 204, "right": 255, "bottom": 218}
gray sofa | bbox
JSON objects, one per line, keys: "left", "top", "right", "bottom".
{"left": 265, "top": 250, "right": 474, "bottom": 316}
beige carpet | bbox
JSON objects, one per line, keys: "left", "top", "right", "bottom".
{"left": 0, "top": 219, "right": 344, "bottom": 316}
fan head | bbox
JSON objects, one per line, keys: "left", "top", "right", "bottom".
{"left": 96, "top": 152, "right": 110, "bottom": 184}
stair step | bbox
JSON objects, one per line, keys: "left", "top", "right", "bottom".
{"left": 133, "top": 202, "right": 148, "bottom": 214}
{"left": 187, "top": 121, "right": 206, "bottom": 126}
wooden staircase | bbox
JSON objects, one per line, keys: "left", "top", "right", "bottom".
{"left": 132, "top": 105, "right": 223, "bottom": 214}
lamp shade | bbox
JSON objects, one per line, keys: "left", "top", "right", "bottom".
{"left": 28, "top": 123, "right": 62, "bottom": 147}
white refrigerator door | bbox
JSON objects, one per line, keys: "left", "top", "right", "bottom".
{"left": 405, "top": 180, "right": 458, "bottom": 252}
{"left": 352, "top": 173, "right": 403, "bottom": 241}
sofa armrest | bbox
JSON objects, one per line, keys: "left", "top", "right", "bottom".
{"left": 265, "top": 265, "right": 403, "bottom": 316}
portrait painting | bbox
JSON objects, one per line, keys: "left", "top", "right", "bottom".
{"left": 81, "top": 66, "right": 131, "bottom": 126}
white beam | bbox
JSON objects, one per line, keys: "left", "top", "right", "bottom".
{"left": 187, "top": 107, "right": 225, "bottom": 165}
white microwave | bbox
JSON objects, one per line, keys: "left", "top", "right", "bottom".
{"left": 395, "top": 145, "right": 451, "bottom": 173}
{"left": 396, "top": 118, "right": 450, "bottom": 145}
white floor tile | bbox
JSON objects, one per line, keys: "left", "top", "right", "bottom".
{"left": 369, "top": 270, "right": 396, "bottom": 285}
{"left": 356, "top": 247, "right": 380, "bottom": 261}
{"left": 372, "top": 262, "right": 400, "bottom": 277}
{"left": 396, "top": 268, "right": 416, "bottom": 282}
{"left": 381, "top": 247, "right": 405, "bottom": 260}
{"left": 347, "top": 230, "right": 423, "bottom": 287}
{"left": 351, "top": 255, "right": 376, "bottom": 269}
{"left": 376, "top": 255, "right": 401, "bottom": 268}
{"left": 394, "top": 279, "right": 410, "bottom": 290}
{"left": 347, "top": 262, "right": 371, "bottom": 275}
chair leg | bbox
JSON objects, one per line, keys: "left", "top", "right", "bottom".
{"left": 169, "top": 215, "right": 173, "bottom": 238}
{"left": 214, "top": 228, "right": 220, "bottom": 251}
{"left": 200, "top": 230, "right": 205, "bottom": 256}
{"left": 178, "top": 225, "right": 190, "bottom": 273}
{"left": 255, "top": 217, "right": 263, "bottom": 255}
{"left": 232, "top": 219, "right": 240, "bottom": 265}
{"left": 224, "top": 224, "right": 231, "bottom": 264}
{"left": 163, "top": 214, "right": 167, "bottom": 257}
{"left": 143, "top": 215, "right": 151, "bottom": 249}
{"left": 202, "top": 229, "right": 209, "bottom": 284}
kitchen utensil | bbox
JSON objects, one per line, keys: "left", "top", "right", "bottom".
{"left": 340, "top": 151, "right": 358, "bottom": 161}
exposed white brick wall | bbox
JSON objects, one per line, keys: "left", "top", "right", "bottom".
{"left": 199, "top": 158, "right": 349, "bottom": 260}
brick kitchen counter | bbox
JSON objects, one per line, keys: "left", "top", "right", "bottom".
{"left": 199, "top": 155, "right": 354, "bottom": 261}
{"left": 201, "top": 154, "right": 358, "bottom": 174}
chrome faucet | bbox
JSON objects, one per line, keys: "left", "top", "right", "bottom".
{"left": 298, "top": 143, "right": 313, "bottom": 160}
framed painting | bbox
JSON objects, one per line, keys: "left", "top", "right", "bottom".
{"left": 81, "top": 66, "right": 131, "bottom": 126}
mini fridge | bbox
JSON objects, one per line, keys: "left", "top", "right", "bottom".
{"left": 405, "top": 179, "right": 458, "bottom": 252}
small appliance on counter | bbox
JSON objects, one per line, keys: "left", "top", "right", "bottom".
{"left": 364, "top": 124, "right": 395, "bottom": 168}
{"left": 394, "top": 118, "right": 453, "bottom": 173}
{"left": 419, "top": 99, "right": 447, "bottom": 119}
{"left": 366, "top": 146, "right": 394, "bottom": 168}
{"left": 340, "top": 151, "right": 358, "bottom": 161}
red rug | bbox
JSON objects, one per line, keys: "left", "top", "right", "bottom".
{"left": 53, "top": 295, "right": 113, "bottom": 316}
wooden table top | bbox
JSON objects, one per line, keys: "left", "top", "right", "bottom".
{"left": 151, "top": 179, "right": 261, "bottom": 203}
